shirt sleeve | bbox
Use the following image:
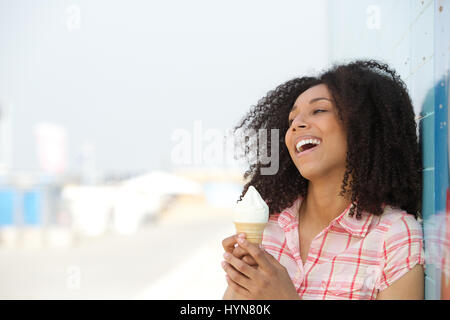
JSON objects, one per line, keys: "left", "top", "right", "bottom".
{"left": 376, "top": 213, "right": 425, "bottom": 292}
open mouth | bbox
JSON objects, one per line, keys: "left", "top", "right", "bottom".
{"left": 295, "top": 139, "right": 321, "bottom": 156}
{"left": 295, "top": 144, "right": 319, "bottom": 156}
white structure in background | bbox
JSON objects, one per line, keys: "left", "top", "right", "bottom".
{"left": 80, "top": 142, "right": 98, "bottom": 185}
{"left": 121, "top": 170, "right": 203, "bottom": 196}
{"left": 113, "top": 170, "right": 203, "bottom": 234}
{"left": 34, "top": 123, "right": 68, "bottom": 175}
{"left": 62, "top": 185, "right": 115, "bottom": 237}
{"left": 0, "top": 100, "right": 12, "bottom": 173}
{"left": 61, "top": 170, "right": 203, "bottom": 236}
{"left": 0, "top": 100, "right": 15, "bottom": 247}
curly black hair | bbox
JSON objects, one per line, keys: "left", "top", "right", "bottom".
{"left": 233, "top": 59, "right": 422, "bottom": 220}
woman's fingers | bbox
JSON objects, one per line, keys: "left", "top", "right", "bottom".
{"left": 222, "top": 233, "right": 246, "bottom": 253}
{"left": 223, "top": 252, "right": 256, "bottom": 279}
{"left": 222, "top": 260, "right": 251, "bottom": 289}
{"left": 223, "top": 234, "right": 257, "bottom": 266}
{"left": 222, "top": 235, "right": 236, "bottom": 253}
{"left": 231, "top": 244, "right": 247, "bottom": 258}
{"left": 222, "top": 234, "right": 239, "bottom": 253}
{"left": 242, "top": 255, "right": 257, "bottom": 266}
{"left": 235, "top": 238, "right": 271, "bottom": 270}
{"left": 232, "top": 244, "right": 257, "bottom": 266}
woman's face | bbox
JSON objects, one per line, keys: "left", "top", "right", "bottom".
{"left": 284, "top": 84, "right": 348, "bottom": 181}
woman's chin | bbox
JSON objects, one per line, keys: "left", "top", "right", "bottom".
{"left": 296, "top": 166, "right": 322, "bottom": 181}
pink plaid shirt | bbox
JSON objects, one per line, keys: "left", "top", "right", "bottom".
{"left": 261, "top": 197, "right": 425, "bottom": 300}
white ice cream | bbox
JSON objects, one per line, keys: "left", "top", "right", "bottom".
{"left": 233, "top": 185, "right": 269, "bottom": 223}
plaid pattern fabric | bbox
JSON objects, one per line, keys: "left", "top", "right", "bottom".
{"left": 261, "top": 197, "right": 425, "bottom": 300}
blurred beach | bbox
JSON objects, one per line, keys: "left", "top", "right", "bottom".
{"left": 0, "top": 169, "right": 241, "bottom": 300}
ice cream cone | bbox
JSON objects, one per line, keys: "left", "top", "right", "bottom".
{"left": 234, "top": 222, "right": 267, "bottom": 244}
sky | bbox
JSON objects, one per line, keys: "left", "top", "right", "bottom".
{"left": 0, "top": 0, "right": 330, "bottom": 175}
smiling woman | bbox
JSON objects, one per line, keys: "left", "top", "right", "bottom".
{"left": 233, "top": 59, "right": 421, "bottom": 221}
{"left": 221, "top": 59, "right": 425, "bottom": 300}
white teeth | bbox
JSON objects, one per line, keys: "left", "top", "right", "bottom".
{"left": 296, "top": 138, "right": 321, "bottom": 152}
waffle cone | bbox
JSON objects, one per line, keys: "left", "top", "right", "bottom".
{"left": 234, "top": 222, "right": 267, "bottom": 244}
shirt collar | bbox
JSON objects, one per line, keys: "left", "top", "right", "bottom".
{"left": 278, "top": 196, "right": 374, "bottom": 238}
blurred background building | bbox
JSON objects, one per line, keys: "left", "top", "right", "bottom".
{"left": 0, "top": 0, "right": 448, "bottom": 299}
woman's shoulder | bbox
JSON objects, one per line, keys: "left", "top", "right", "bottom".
{"left": 377, "top": 204, "right": 423, "bottom": 237}
{"left": 373, "top": 205, "right": 425, "bottom": 293}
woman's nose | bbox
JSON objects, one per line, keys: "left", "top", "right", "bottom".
{"left": 293, "top": 124, "right": 306, "bottom": 130}
{"left": 291, "top": 117, "right": 308, "bottom": 131}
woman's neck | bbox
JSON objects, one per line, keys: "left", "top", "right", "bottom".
{"left": 300, "top": 173, "right": 352, "bottom": 230}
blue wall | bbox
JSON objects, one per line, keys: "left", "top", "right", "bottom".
{"left": 0, "top": 188, "right": 15, "bottom": 225}
{"left": 0, "top": 187, "right": 43, "bottom": 227}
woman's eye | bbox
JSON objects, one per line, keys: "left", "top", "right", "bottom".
{"left": 288, "top": 110, "right": 326, "bottom": 125}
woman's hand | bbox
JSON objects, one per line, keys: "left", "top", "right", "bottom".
{"left": 222, "top": 233, "right": 257, "bottom": 266}
{"left": 221, "top": 237, "right": 300, "bottom": 300}
{"left": 221, "top": 233, "right": 257, "bottom": 300}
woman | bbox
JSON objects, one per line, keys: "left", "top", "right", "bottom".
{"left": 221, "top": 60, "right": 425, "bottom": 300}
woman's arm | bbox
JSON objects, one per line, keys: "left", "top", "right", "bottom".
{"left": 376, "top": 264, "right": 424, "bottom": 300}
